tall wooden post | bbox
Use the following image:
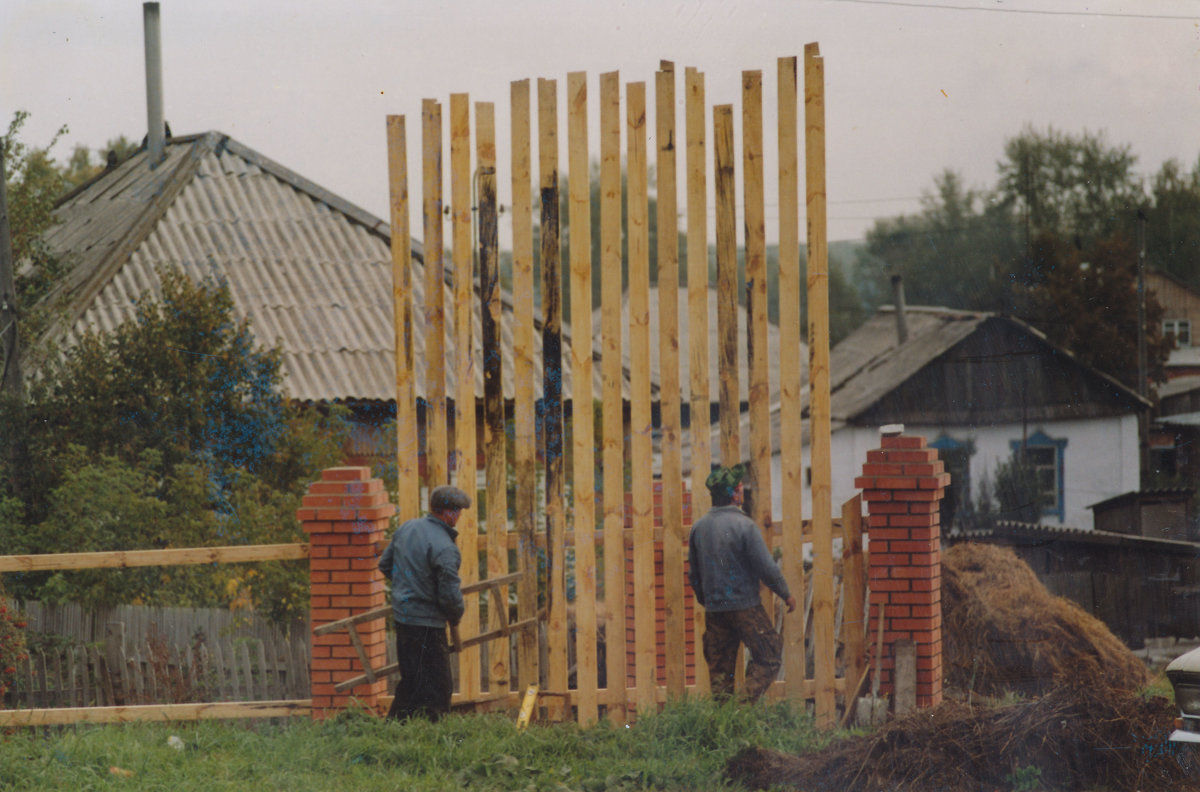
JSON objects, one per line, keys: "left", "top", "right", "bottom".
{"left": 777, "top": 55, "right": 807, "bottom": 698}
{"left": 386, "top": 116, "right": 419, "bottom": 519}
{"left": 713, "top": 105, "right": 739, "bottom": 469}
{"left": 477, "top": 101, "right": 510, "bottom": 701}
{"left": 684, "top": 67, "right": 711, "bottom": 695}
{"left": 805, "top": 42, "right": 837, "bottom": 728}
{"left": 656, "top": 62, "right": 686, "bottom": 700}
{"left": 423, "top": 99, "right": 448, "bottom": 491}
{"left": 567, "top": 70, "right": 599, "bottom": 725}
{"left": 599, "top": 70, "right": 628, "bottom": 722}
{"left": 450, "top": 92, "right": 480, "bottom": 701}
{"left": 510, "top": 79, "right": 539, "bottom": 692}
{"left": 539, "top": 78, "right": 568, "bottom": 711}
{"left": 627, "top": 80, "right": 656, "bottom": 715}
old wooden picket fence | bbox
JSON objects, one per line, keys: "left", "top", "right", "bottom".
{"left": 0, "top": 48, "right": 865, "bottom": 728}
{"left": 4, "top": 601, "right": 309, "bottom": 712}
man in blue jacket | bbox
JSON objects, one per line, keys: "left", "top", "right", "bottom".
{"left": 379, "top": 485, "right": 470, "bottom": 720}
{"left": 688, "top": 464, "right": 796, "bottom": 702}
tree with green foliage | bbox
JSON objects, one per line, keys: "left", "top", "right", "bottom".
{"left": 1144, "top": 155, "right": 1200, "bottom": 290}
{"left": 855, "top": 169, "right": 1021, "bottom": 312}
{"left": 0, "top": 269, "right": 349, "bottom": 620}
{"left": 1, "top": 112, "right": 75, "bottom": 322}
{"left": 1006, "top": 232, "right": 1171, "bottom": 390}
{"left": 996, "top": 126, "right": 1143, "bottom": 253}
{"left": 60, "top": 135, "right": 138, "bottom": 190}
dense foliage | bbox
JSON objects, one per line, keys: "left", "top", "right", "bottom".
{"left": 0, "top": 270, "right": 349, "bottom": 621}
{"left": 0, "top": 580, "right": 27, "bottom": 702}
{"left": 855, "top": 125, "right": 1193, "bottom": 392}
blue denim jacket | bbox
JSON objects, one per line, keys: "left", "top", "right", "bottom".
{"left": 378, "top": 514, "right": 465, "bottom": 628}
{"left": 687, "top": 505, "right": 791, "bottom": 612}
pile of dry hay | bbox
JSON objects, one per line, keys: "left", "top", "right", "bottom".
{"left": 727, "top": 666, "right": 1195, "bottom": 791}
{"left": 942, "top": 542, "right": 1150, "bottom": 697}
{"left": 726, "top": 543, "right": 1183, "bottom": 791}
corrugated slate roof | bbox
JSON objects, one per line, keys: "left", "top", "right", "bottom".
{"left": 38, "top": 131, "right": 602, "bottom": 404}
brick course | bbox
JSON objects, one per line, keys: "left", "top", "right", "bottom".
{"left": 858, "top": 432, "right": 945, "bottom": 708}
{"left": 297, "top": 466, "right": 395, "bottom": 719}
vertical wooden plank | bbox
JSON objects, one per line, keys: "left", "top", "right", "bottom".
{"left": 254, "top": 639, "right": 270, "bottom": 701}
{"left": 713, "top": 105, "right": 739, "bottom": 469}
{"left": 805, "top": 42, "right": 836, "bottom": 729}
{"left": 627, "top": 80, "right": 656, "bottom": 715}
{"left": 777, "top": 55, "right": 807, "bottom": 699}
{"left": 841, "top": 495, "right": 866, "bottom": 708}
{"left": 685, "top": 67, "right": 711, "bottom": 696}
{"left": 656, "top": 63, "right": 686, "bottom": 700}
{"left": 511, "top": 79, "right": 539, "bottom": 693}
{"left": 423, "top": 99, "right": 448, "bottom": 491}
{"left": 567, "top": 70, "right": 599, "bottom": 727}
{"left": 477, "top": 100, "right": 510, "bottom": 700}
{"left": 599, "top": 70, "right": 627, "bottom": 723}
{"left": 387, "top": 115, "right": 421, "bottom": 518}
{"left": 539, "top": 77, "right": 569, "bottom": 713}
{"left": 451, "top": 91, "right": 481, "bottom": 702}
{"left": 743, "top": 70, "right": 774, "bottom": 634}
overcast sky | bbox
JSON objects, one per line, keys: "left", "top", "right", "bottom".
{"left": 3, "top": 0, "right": 1199, "bottom": 243}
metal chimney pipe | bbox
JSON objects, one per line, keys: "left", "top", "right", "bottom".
{"left": 143, "top": 2, "right": 165, "bottom": 168}
{"left": 891, "top": 274, "right": 909, "bottom": 345}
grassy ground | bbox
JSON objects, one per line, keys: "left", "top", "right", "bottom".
{"left": 0, "top": 698, "right": 833, "bottom": 791}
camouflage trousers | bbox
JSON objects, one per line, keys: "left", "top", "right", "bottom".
{"left": 702, "top": 604, "right": 782, "bottom": 703}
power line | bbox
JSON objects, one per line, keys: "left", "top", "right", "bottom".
{"left": 831, "top": 0, "right": 1199, "bottom": 21}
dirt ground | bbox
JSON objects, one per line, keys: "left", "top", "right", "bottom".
{"left": 726, "top": 543, "right": 1194, "bottom": 791}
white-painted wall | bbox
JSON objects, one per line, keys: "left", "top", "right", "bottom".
{"left": 771, "top": 415, "right": 1140, "bottom": 530}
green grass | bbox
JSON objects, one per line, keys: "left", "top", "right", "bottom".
{"left": 0, "top": 698, "right": 833, "bottom": 791}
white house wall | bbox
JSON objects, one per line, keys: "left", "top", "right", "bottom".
{"left": 772, "top": 415, "right": 1140, "bottom": 530}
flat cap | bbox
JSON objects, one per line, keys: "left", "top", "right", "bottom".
{"left": 430, "top": 485, "right": 472, "bottom": 512}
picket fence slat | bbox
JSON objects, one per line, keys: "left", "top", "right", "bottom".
{"left": 4, "top": 628, "right": 310, "bottom": 711}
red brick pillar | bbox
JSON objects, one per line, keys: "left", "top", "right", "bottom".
{"left": 296, "top": 466, "right": 395, "bottom": 719}
{"left": 854, "top": 428, "right": 947, "bottom": 708}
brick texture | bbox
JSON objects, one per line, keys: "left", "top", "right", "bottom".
{"left": 297, "top": 466, "right": 395, "bottom": 719}
{"left": 622, "top": 483, "right": 697, "bottom": 688}
{"left": 858, "top": 433, "right": 945, "bottom": 709}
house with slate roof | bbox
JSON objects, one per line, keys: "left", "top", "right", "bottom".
{"left": 31, "top": 130, "right": 604, "bottom": 471}
{"left": 750, "top": 304, "right": 1151, "bottom": 530}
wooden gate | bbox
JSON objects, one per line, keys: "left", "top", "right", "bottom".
{"left": 389, "top": 46, "right": 859, "bottom": 728}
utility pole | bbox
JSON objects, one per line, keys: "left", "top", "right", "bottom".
{"left": 1137, "top": 208, "right": 1148, "bottom": 487}
{"left": 0, "top": 151, "right": 21, "bottom": 401}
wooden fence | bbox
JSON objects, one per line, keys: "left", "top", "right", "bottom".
{"left": 16, "top": 599, "right": 307, "bottom": 651}
{"left": 5, "top": 628, "right": 308, "bottom": 710}
{"left": 383, "top": 48, "right": 854, "bottom": 728}
{"left": 0, "top": 544, "right": 311, "bottom": 726}
{"left": 0, "top": 47, "right": 863, "bottom": 728}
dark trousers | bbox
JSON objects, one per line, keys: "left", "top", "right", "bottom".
{"left": 702, "top": 605, "right": 782, "bottom": 703}
{"left": 387, "top": 622, "right": 452, "bottom": 721}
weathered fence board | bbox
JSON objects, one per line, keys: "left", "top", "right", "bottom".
{"left": 4, "top": 631, "right": 308, "bottom": 711}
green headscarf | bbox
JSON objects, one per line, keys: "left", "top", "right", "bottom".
{"left": 705, "top": 464, "right": 746, "bottom": 500}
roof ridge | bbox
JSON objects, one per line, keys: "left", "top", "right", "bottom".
{"left": 36, "top": 139, "right": 208, "bottom": 352}
{"left": 198, "top": 132, "right": 423, "bottom": 260}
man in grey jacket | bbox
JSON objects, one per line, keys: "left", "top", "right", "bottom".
{"left": 688, "top": 464, "right": 796, "bottom": 702}
{"left": 378, "top": 485, "right": 470, "bottom": 720}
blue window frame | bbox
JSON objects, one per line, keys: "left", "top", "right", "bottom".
{"left": 1009, "top": 430, "right": 1067, "bottom": 522}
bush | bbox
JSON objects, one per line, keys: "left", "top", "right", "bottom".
{"left": 0, "top": 581, "right": 28, "bottom": 702}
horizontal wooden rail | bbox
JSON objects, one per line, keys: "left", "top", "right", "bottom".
{"left": 0, "top": 699, "right": 312, "bottom": 727}
{"left": 0, "top": 543, "right": 310, "bottom": 573}
{"left": 435, "top": 676, "right": 849, "bottom": 713}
